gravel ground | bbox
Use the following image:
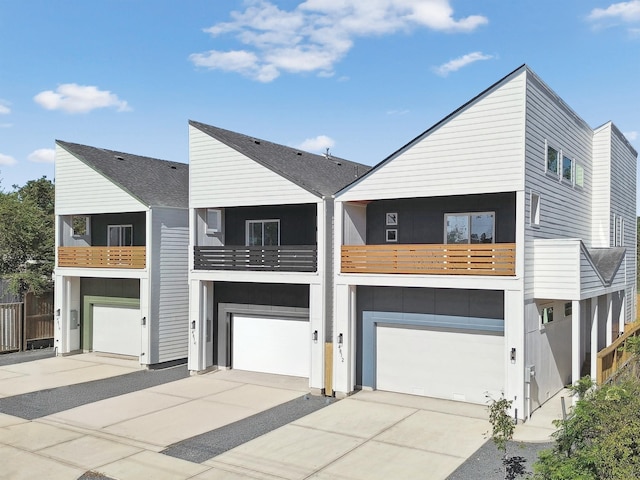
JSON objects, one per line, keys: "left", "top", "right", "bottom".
{"left": 447, "top": 440, "right": 553, "bottom": 479}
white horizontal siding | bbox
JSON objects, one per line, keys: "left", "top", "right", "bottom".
{"left": 150, "top": 207, "right": 189, "bottom": 363}
{"left": 338, "top": 69, "right": 527, "bottom": 202}
{"left": 533, "top": 239, "right": 581, "bottom": 300}
{"left": 523, "top": 71, "right": 594, "bottom": 296}
{"left": 189, "top": 127, "right": 319, "bottom": 208}
{"left": 579, "top": 250, "right": 605, "bottom": 298}
{"left": 55, "top": 144, "right": 145, "bottom": 215}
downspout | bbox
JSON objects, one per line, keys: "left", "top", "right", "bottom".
{"left": 324, "top": 196, "right": 335, "bottom": 396}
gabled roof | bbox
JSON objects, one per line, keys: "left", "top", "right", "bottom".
{"left": 189, "top": 120, "right": 370, "bottom": 197}
{"left": 335, "top": 64, "right": 533, "bottom": 196}
{"left": 56, "top": 141, "right": 188, "bottom": 209}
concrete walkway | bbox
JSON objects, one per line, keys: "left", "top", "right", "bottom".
{"left": 0, "top": 354, "right": 567, "bottom": 480}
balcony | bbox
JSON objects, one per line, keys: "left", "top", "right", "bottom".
{"left": 341, "top": 243, "right": 516, "bottom": 276}
{"left": 194, "top": 246, "right": 317, "bottom": 272}
{"left": 57, "top": 246, "right": 146, "bottom": 269}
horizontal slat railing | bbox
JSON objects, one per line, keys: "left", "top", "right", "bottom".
{"left": 597, "top": 322, "right": 640, "bottom": 385}
{"left": 195, "top": 245, "right": 317, "bottom": 272}
{"left": 341, "top": 243, "right": 516, "bottom": 276}
{"left": 58, "top": 246, "right": 146, "bottom": 269}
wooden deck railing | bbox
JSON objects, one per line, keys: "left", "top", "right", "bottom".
{"left": 341, "top": 243, "right": 516, "bottom": 275}
{"left": 597, "top": 322, "right": 640, "bottom": 385}
{"left": 58, "top": 246, "right": 146, "bottom": 269}
{"left": 194, "top": 245, "right": 317, "bottom": 272}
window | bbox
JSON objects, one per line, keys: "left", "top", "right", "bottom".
{"left": 530, "top": 192, "right": 540, "bottom": 226}
{"left": 386, "top": 229, "right": 397, "bottom": 242}
{"left": 564, "top": 302, "right": 572, "bottom": 317}
{"left": 72, "top": 216, "right": 89, "bottom": 237}
{"left": 246, "top": 220, "right": 279, "bottom": 246}
{"left": 541, "top": 306, "right": 554, "bottom": 325}
{"left": 546, "top": 145, "right": 559, "bottom": 176}
{"left": 445, "top": 212, "right": 495, "bottom": 244}
{"left": 614, "top": 215, "right": 624, "bottom": 247}
{"left": 562, "top": 155, "right": 573, "bottom": 183}
{"left": 575, "top": 163, "right": 584, "bottom": 188}
{"left": 206, "top": 209, "right": 221, "bottom": 234}
{"left": 108, "top": 225, "right": 133, "bottom": 247}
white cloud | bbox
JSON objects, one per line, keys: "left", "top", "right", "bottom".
{"left": 191, "top": 0, "right": 488, "bottom": 82}
{"left": 28, "top": 148, "right": 55, "bottom": 164}
{"left": 296, "top": 134, "right": 335, "bottom": 152}
{"left": 34, "top": 84, "right": 131, "bottom": 114}
{"left": 588, "top": 1, "right": 640, "bottom": 23}
{"left": 433, "top": 52, "right": 494, "bottom": 77}
{"left": 0, "top": 123, "right": 12, "bottom": 128}
{"left": 0, "top": 101, "right": 10, "bottom": 115}
{"left": 624, "top": 130, "right": 638, "bottom": 141}
{"left": 0, "top": 153, "right": 17, "bottom": 166}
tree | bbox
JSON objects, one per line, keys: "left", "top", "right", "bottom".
{"left": 0, "top": 177, "right": 55, "bottom": 295}
{"left": 533, "top": 376, "right": 640, "bottom": 479}
{"left": 487, "top": 394, "right": 528, "bottom": 479}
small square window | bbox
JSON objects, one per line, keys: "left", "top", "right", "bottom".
{"left": 541, "top": 306, "right": 554, "bottom": 325}
{"left": 546, "top": 145, "right": 559, "bottom": 176}
{"left": 386, "top": 229, "right": 397, "bottom": 242}
{"left": 206, "top": 209, "right": 221, "bottom": 234}
{"left": 72, "top": 216, "right": 89, "bottom": 237}
{"left": 386, "top": 212, "right": 398, "bottom": 226}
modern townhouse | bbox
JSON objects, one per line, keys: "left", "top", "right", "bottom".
{"left": 54, "top": 141, "right": 189, "bottom": 367}
{"left": 187, "top": 121, "right": 369, "bottom": 394}
{"left": 332, "top": 65, "right": 637, "bottom": 419}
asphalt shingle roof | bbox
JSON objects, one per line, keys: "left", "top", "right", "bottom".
{"left": 189, "top": 120, "right": 370, "bottom": 197}
{"left": 587, "top": 247, "right": 626, "bottom": 285}
{"left": 56, "top": 140, "right": 188, "bottom": 209}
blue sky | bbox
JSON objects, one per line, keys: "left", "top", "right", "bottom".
{"left": 1, "top": 0, "right": 639, "bottom": 206}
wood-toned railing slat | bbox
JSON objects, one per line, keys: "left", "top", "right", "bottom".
{"left": 341, "top": 243, "right": 516, "bottom": 275}
{"left": 597, "top": 322, "right": 640, "bottom": 385}
{"left": 58, "top": 246, "right": 146, "bottom": 269}
{"left": 195, "top": 245, "right": 317, "bottom": 272}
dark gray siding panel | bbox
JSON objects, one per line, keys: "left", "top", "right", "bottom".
{"left": 365, "top": 192, "right": 516, "bottom": 244}
{"left": 224, "top": 204, "right": 317, "bottom": 246}
{"left": 90, "top": 212, "right": 146, "bottom": 246}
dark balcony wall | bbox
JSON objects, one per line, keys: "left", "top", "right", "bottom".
{"left": 90, "top": 212, "right": 146, "bottom": 246}
{"left": 366, "top": 192, "right": 516, "bottom": 244}
{"left": 80, "top": 277, "right": 141, "bottom": 299}
{"left": 225, "top": 204, "right": 317, "bottom": 245}
{"left": 214, "top": 282, "right": 310, "bottom": 309}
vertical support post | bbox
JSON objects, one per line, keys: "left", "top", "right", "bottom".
{"left": 590, "top": 296, "right": 599, "bottom": 381}
{"left": 571, "top": 299, "right": 581, "bottom": 386}
{"left": 606, "top": 293, "right": 613, "bottom": 346}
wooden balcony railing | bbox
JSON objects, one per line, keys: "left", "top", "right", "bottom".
{"left": 597, "top": 322, "right": 640, "bottom": 385}
{"left": 194, "top": 245, "right": 317, "bottom": 272}
{"left": 58, "top": 246, "right": 146, "bottom": 269}
{"left": 341, "top": 243, "right": 516, "bottom": 276}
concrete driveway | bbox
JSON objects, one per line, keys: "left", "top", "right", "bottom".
{"left": 0, "top": 354, "right": 561, "bottom": 480}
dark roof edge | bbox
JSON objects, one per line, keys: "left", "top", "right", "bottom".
{"left": 335, "top": 64, "right": 528, "bottom": 196}
{"left": 56, "top": 140, "right": 151, "bottom": 208}
{"left": 189, "top": 120, "right": 326, "bottom": 198}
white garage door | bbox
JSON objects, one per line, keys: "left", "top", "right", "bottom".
{"left": 376, "top": 325, "right": 504, "bottom": 404}
{"left": 232, "top": 314, "right": 309, "bottom": 378}
{"left": 93, "top": 305, "right": 140, "bottom": 357}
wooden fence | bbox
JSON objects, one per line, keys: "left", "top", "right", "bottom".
{"left": 0, "top": 291, "right": 54, "bottom": 353}
{"left": 596, "top": 321, "right": 640, "bottom": 385}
